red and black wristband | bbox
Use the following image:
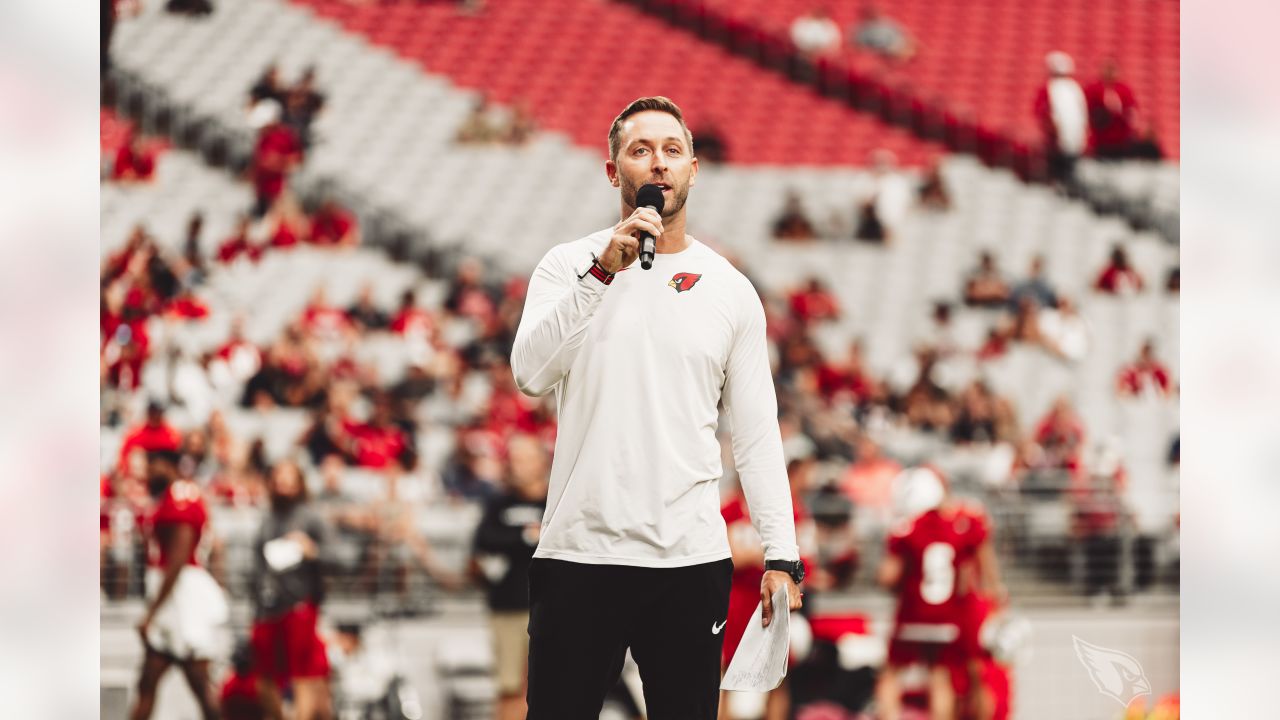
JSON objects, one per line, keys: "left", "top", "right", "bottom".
{"left": 587, "top": 261, "right": 615, "bottom": 285}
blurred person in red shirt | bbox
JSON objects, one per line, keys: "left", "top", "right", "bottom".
{"left": 249, "top": 100, "right": 302, "bottom": 218}
{"left": 267, "top": 210, "right": 305, "bottom": 250}
{"left": 308, "top": 198, "right": 359, "bottom": 247}
{"left": 216, "top": 215, "right": 264, "bottom": 264}
{"left": 118, "top": 402, "right": 184, "bottom": 472}
{"left": 335, "top": 394, "right": 413, "bottom": 470}
{"left": 1116, "top": 339, "right": 1174, "bottom": 398}
{"left": 131, "top": 459, "right": 228, "bottom": 720}
{"left": 213, "top": 317, "right": 263, "bottom": 384}
{"left": 390, "top": 289, "right": 435, "bottom": 337}
{"left": 789, "top": 277, "right": 842, "bottom": 325}
{"left": 719, "top": 454, "right": 818, "bottom": 720}
{"left": 1024, "top": 396, "right": 1086, "bottom": 483}
{"left": 1093, "top": 244, "right": 1145, "bottom": 295}
{"left": 218, "top": 641, "right": 266, "bottom": 720}
{"left": 817, "top": 339, "right": 880, "bottom": 406}
{"left": 111, "top": 133, "right": 157, "bottom": 182}
{"left": 164, "top": 287, "right": 212, "bottom": 320}
{"left": 299, "top": 286, "right": 353, "bottom": 341}
{"left": 1085, "top": 60, "right": 1140, "bottom": 160}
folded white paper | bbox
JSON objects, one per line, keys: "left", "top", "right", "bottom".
{"left": 720, "top": 585, "right": 790, "bottom": 692}
{"left": 263, "top": 537, "right": 304, "bottom": 572}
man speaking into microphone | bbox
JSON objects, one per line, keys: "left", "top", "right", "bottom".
{"left": 511, "top": 96, "right": 803, "bottom": 719}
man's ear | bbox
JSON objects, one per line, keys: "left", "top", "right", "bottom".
{"left": 689, "top": 156, "right": 699, "bottom": 188}
{"left": 606, "top": 159, "right": 620, "bottom": 187}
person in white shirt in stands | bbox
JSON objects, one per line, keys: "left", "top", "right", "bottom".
{"left": 511, "top": 96, "right": 804, "bottom": 720}
{"left": 790, "top": 6, "right": 842, "bottom": 59}
{"left": 1033, "top": 51, "right": 1088, "bottom": 190}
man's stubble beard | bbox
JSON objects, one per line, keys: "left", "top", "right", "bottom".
{"left": 620, "top": 172, "right": 690, "bottom": 221}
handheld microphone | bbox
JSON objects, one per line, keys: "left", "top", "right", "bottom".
{"left": 635, "top": 183, "right": 666, "bottom": 271}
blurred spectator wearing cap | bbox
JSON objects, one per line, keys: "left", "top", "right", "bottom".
{"left": 1085, "top": 60, "right": 1141, "bottom": 160}
{"left": 1116, "top": 339, "right": 1174, "bottom": 399}
{"left": 790, "top": 6, "right": 841, "bottom": 60}
{"left": 471, "top": 434, "right": 549, "bottom": 720}
{"left": 963, "top": 250, "right": 1011, "bottom": 308}
{"left": 773, "top": 190, "right": 819, "bottom": 241}
{"left": 1034, "top": 51, "right": 1087, "bottom": 190}
{"left": 248, "top": 100, "right": 302, "bottom": 219}
{"left": 850, "top": 4, "right": 915, "bottom": 63}
{"left": 1094, "top": 243, "right": 1145, "bottom": 295}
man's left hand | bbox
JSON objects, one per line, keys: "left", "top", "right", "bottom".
{"left": 760, "top": 570, "right": 802, "bottom": 628}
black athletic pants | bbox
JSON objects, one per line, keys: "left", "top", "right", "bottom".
{"left": 526, "top": 557, "right": 734, "bottom": 720}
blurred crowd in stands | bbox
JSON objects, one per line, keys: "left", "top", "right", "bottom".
{"left": 102, "top": 66, "right": 1179, "bottom": 605}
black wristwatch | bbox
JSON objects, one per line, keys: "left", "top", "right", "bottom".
{"left": 765, "top": 559, "right": 805, "bottom": 585}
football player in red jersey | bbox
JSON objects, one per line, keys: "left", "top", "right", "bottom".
{"left": 873, "top": 467, "right": 1005, "bottom": 720}
{"left": 131, "top": 457, "right": 229, "bottom": 720}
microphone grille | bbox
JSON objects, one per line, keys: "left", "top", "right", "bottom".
{"left": 636, "top": 184, "right": 666, "bottom": 214}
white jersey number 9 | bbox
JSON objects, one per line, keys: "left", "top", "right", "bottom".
{"left": 921, "top": 542, "right": 956, "bottom": 605}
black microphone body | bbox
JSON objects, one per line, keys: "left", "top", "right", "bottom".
{"left": 635, "top": 184, "right": 666, "bottom": 270}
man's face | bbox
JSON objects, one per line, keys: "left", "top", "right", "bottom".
{"left": 608, "top": 110, "right": 698, "bottom": 220}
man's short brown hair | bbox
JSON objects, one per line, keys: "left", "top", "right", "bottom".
{"left": 607, "top": 96, "right": 695, "bottom": 162}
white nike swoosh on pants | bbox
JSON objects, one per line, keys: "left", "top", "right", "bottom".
{"left": 712, "top": 620, "right": 727, "bottom": 634}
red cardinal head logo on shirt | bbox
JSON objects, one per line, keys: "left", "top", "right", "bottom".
{"left": 668, "top": 272, "right": 703, "bottom": 293}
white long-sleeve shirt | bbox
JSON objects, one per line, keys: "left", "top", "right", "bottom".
{"left": 511, "top": 229, "right": 799, "bottom": 568}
